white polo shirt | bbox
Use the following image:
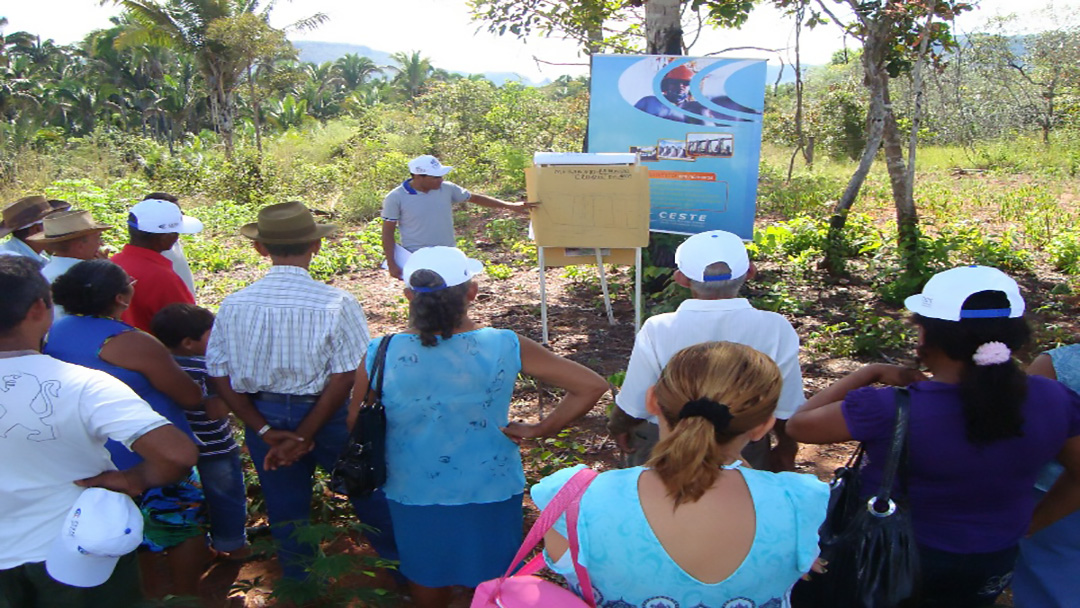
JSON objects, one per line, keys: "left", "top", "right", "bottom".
{"left": 615, "top": 298, "right": 804, "bottom": 422}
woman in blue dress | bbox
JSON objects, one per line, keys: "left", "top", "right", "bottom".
{"left": 45, "top": 259, "right": 206, "bottom": 599}
{"left": 532, "top": 341, "right": 829, "bottom": 608}
{"left": 349, "top": 247, "right": 609, "bottom": 608}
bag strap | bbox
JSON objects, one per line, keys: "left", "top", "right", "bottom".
{"left": 871, "top": 387, "right": 911, "bottom": 511}
{"left": 496, "top": 467, "right": 599, "bottom": 606}
{"left": 364, "top": 334, "right": 394, "bottom": 405}
{"left": 565, "top": 482, "right": 595, "bottom": 606}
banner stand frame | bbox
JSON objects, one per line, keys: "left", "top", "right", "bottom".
{"left": 538, "top": 247, "right": 642, "bottom": 346}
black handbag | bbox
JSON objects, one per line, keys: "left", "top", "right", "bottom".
{"left": 332, "top": 334, "right": 394, "bottom": 498}
{"left": 792, "top": 388, "right": 921, "bottom": 608}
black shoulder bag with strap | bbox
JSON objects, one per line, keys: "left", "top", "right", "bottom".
{"left": 792, "top": 387, "right": 922, "bottom": 608}
{"left": 332, "top": 334, "right": 394, "bottom": 498}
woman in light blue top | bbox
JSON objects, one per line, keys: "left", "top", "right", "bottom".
{"left": 1014, "top": 344, "right": 1080, "bottom": 607}
{"left": 349, "top": 247, "right": 608, "bottom": 608}
{"left": 533, "top": 342, "right": 829, "bottom": 608}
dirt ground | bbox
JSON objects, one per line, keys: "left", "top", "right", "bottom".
{"left": 190, "top": 202, "right": 1047, "bottom": 606}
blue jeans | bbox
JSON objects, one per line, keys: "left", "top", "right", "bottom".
{"left": 197, "top": 450, "right": 248, "bottom": 552}
{"left": 247, "top": 396, "right": 398, "bottom": 581}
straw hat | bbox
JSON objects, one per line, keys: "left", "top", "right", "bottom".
{"left": 26, "top": 210, "right": 112, "bottom": 243}
{"left": 240, "top": 201, "right": 336, "bottom": 244}
{"left": 1, "top": 196, "right": 54, "bottom": 237}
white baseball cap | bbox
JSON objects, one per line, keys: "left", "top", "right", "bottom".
{"left": 904, "top": 265, "right": 1025, "bottom": 321}
{"left": 128, "top": 199, "right": 203, "bottom": 234}
{"left": 675, "top": 230, "right": 750, "bottom": 282}
{"left": 407, "top": 155, "right": 453, "bottom": 177}
{"left": 403, "top": 246, "right": 484, "bottom": 292}
{"left": 46, "top": 487, "right": 144, "bottom": 588}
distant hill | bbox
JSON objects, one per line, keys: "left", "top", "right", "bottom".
{"left": 294, "top": 40, "right": 812, "bottom": 87}
{"left": 292, "top": 41, "right": 548, "bottom": 87}
{"left": 767, "top": 63, "right": 804, "bottom": 85}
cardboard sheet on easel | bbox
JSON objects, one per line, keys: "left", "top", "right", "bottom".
{"left": 525, "top": 164, "right": 651, "bottom": 249}
{"left": 542, "top": 247, "right": 636, "bottom": 267}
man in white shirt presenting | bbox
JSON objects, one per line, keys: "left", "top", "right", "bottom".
{"left": 610, "top": 230, "right": 804, "bottom": 471}
{"left": 381, "top": 155, "right": 534, "bottom": 279}
{"left": 0, "top": 255, "right": 196, "bottom": 607}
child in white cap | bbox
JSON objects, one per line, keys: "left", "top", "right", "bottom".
{"left": 611, "top": 230, "right": 804, "bottom": 471}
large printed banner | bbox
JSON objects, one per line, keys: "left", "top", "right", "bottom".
{"left": 587, "top": 54, "right": 767, "bottom": 238}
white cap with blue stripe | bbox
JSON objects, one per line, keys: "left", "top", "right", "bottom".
{"left": 904, "top": 265, "right": 1025, "bottom": 321}
{"left": 675, "top": 230, "right": 750, "bottom": 283}
{"left": 404, "top": 246, "right": 484, "bottom": 292}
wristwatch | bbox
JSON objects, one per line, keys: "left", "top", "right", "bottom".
{"left": 256, "top": 424, "right": 272, "bottom": 438}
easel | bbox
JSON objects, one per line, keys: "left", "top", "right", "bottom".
{"left": 527, "top": 152, "right": 649, "bottom": 346}
{"left": 537, "top": 246, "right": 643, "bottom": 345}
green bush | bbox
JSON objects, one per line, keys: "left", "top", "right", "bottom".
{"left": 487, "top": 263, "right": 514, "bottom": 280}
{"left": 751, "top": 213, "right": 882, "bottom": 263}
{"left": 1049, "top": 232, "right": 1080, "bottom": 275}
{"left": 809, "top": 307, "right": 913, "bottom": 359}
{"left": 756, "top": 164, "right": 844, "bottom": 218}
{"left": 208, "top": 148, "right": 274, "bottom": 206}
{"left": 872, "top": 223, "right": 1032, "bottom": 304}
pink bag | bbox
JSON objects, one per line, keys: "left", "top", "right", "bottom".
{"left": 471, "top": 468, "right": 599, "bottom": 608}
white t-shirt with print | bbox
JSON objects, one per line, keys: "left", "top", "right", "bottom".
{"left": 0, "top": 353, "right": 168, "bottom": 569}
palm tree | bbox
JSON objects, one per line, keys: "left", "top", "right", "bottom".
{"left": 343, "top": 79, "right": 392, "bottom": 111}
{"left": 82, "top": 18, "right": 185, "bottom": 136}
{"left": 388, "top": 50, "right": 434, "bottom": 100}
{"left": 48, "top": 78, "right": 122, "bottom": 135}
{"left": 0, "top": 59, "right": 43, "bottom": 123}
{"left": 108, "top": 0, "right": 325, "bottom": 157}
{"left": 333, "top": 53, "right": 381, "bottom": 91}
{"left": 1, "top": 21, "right": 39, "bottom": 67}
{"left": 263, "top": 93, "right": 308, "bottom": 131}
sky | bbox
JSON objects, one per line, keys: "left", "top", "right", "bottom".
{"left": 3, "top": 0, "right": 1078, "bottom": 82}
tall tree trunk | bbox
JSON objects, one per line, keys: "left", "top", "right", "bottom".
{"left": 907, "top": 11, "right": 933, "bottom": 202}
{"left": 248, "top": 64, "right": 262, "bottom": 155}
{"left": 900, "top": 11, "right": 935, "bottom": 277}
{"left": 1043, "top": 82, "right": 1055, "bottom": 144}
{"left": 788, "top": 0, "right": 810, "bottom": 180}
{"left": 586, "top": 22, "right": 604, "bottom": 55}
{"left": 823, "top": 49, "right": 887, "bottom": 275}
{"left": 645, "top": 0, "right": 683, "bottom": 54}
{"left": 207, "top": 65, "right": 235, "bottom": 159}
{"left": 880, "top": 82, "right": 919, "bottom": 276}
{"left": 643, "top": 0, "right": 685, "bottom": 273}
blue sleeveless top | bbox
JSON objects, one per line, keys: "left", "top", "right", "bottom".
{"left": 1038, "top": 344, "right": 1080, "bottom": 490}
{"left": 45, "top": 315, "right": 194, "bottom": 469}
{"left": 367, "top": 328, "right": 523, "bottom": 505}
{"left": 532, "top": 465, "right": 830, "bottom": 608}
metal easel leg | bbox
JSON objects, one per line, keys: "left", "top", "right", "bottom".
{"left": 539, "top": 247, "right": 549, "bottom": 345}
{"left": 635, "top": 247, "right": 642, "bottom": 334}
{"left": 596, "top": 249, "right": 616, "bottom": 325}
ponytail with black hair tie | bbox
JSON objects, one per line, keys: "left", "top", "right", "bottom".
{"left": 678, "top": 398, "right": 734, "bottom": 440}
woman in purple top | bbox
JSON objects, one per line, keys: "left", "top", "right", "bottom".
{"left": 787, "top": 266, "right": 1080, "bottom": 608}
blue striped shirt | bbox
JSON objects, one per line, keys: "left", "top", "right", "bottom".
{"left": 175, "top": 355, "right": 238, "bottom": 458}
